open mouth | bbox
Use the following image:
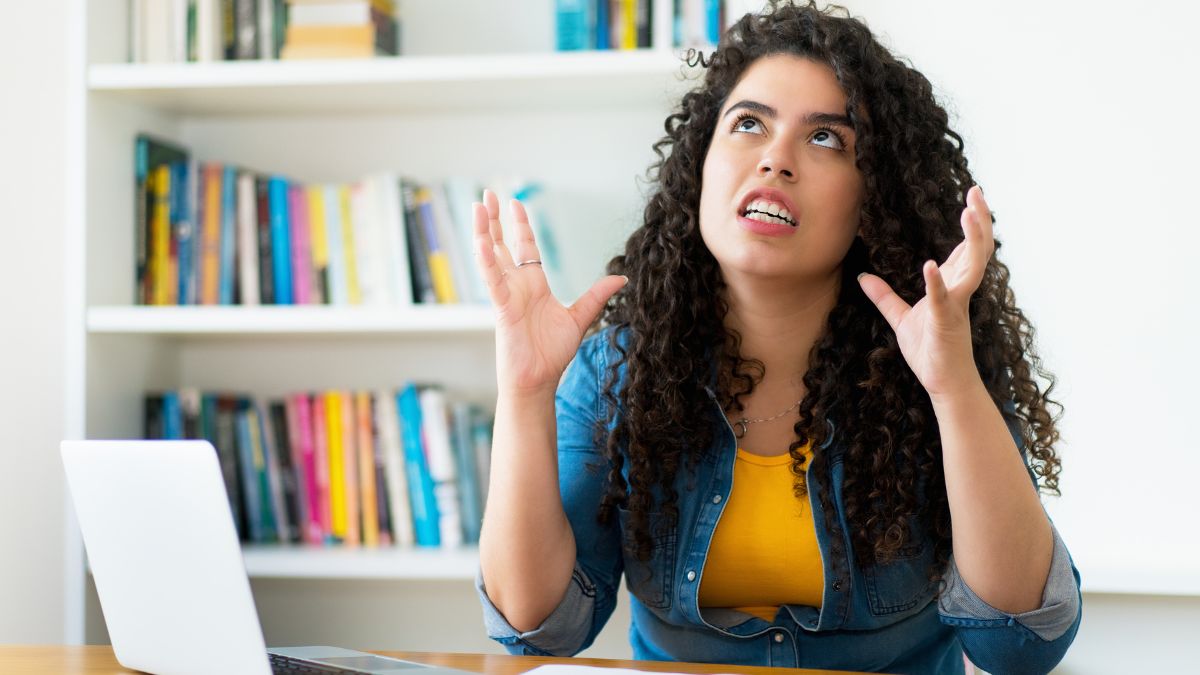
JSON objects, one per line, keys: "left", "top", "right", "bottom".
{"left": 740, "top": 204, "right": 796, "bottom": 227}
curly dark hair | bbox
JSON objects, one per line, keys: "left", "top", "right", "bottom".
{"left": 591, "top": 0, "right": 1064, "bottom": 589}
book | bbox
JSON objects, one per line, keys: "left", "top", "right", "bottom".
{"left": 199, "top": 163, "right": 222, "bottom": 304}
{"left": 413, "top": 187, "right": 458, "bottom": 303}
{"left": 338, "top": 185, "right": 363, "bottom": 305}
{"left": 340, "top": 389, "right": 360, "bottom": 546}
{"left": 450, "top": 401, "right": 483, "bottom": 544}
{"left": 369, "top": 392, "right": 393, "bottom": 546}
{"left": 236, "top": 171, "right": 261, "bottom": 305}
{"left": 210, "top": 394, "right": 247, "bottom": 538}
{"left": 270, "top": 399, "right": 304, "bottom": 543}
{"left": 325, "top": 390, "right": 347, "bottom": 540}
{"left": 268, "top": 175, "right": 293, "bottom": 304}
{"left": 288, "top": 184, "right": 314, "bottom": 304}
{"left": 172, "top": 161, "right": 194, "bottom": 305}
{"left": 219, "top": 165, "right": 238, "bottom": 304}
{"left": 418, "top": 387, "right": 461, "bottom": 549}
{"left": 323, "top": 185, "right": 349, "bottom": 305}
{"left": 396, "top": 384, "right": 440, "bottom": 546}
{"left": 235, "top": 398, "right": 265, "bottom": 542}
{"left": 257, "top": 398, "right": 290, "bottom": 542}
{"left": 400, "top": 180, "right": 436, "bottom": 304}
{"left": 355, "top": 391, "right": 379, "bottom": 547}
{"left": 255, "top": 176, "right": 275, "bottom": 304}
{"left": 375, "top": 172, "right": 414, "bottom": 308}
{"left": 311, "top": 392, "right": 333, "bottom": 542}
{"left": 287, "top": 393, "right": 324, "bottom": 544}
{"left": 307, "top": 186, "right": 330, "bottom": 304}
{"left": 556, "top": 0, "right": 593, "bottom": 51}
{"left": 376, "top": 387, "right": 413, "bottom": 546}
{"left": 150, "top": 164, "right": 173, "bottom": 304}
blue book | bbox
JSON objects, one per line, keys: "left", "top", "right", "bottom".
{"left": 595, "top": 0, "right": 609, "bottom": 50}
{"left": 450, "top": 401, "right": 482, "bottom": 544}
{"left": 235, "top": 403, "right": 264, "bottom": 543}
{"left": 269, "top": 176, "right": 293, "bottom": 305}
{"left": 556, "top": 0, "right": 593, "bottom": 51}
{"left": 706, "top": 0, "right": 721, "bottom": 45}
{"left": 397, "top": 384, "right": 441, "bottom": 547}
{"left": 162, "top": 391, "right": 183, "bottom": 440}
{"left": 219, "top": 166, "right": 237, "bottom": 305}
{"left": 170, "top": 162, "right": 192, "bottom": 305}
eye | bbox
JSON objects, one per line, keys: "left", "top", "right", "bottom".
{"left": 730, "top": 112, "right": 765, "bottom": 135}
{"left": 810, "top": 127, "right": 846, "bottom": 150}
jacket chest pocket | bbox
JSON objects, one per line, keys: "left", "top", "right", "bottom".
{"left": 617, "top": 508, "right": 676, "bottom": 609}
{"left": 862, "top": 544, "right": 935, "bottom": 616}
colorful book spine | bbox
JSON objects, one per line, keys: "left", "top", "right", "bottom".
{"left": 257, "top": 398, "right": 290, "bottom": 542}
{"left": 236, "top": 171, "right": 260, "bottom": 305}
{"left": 414, "top": 187, "right": 458, "bottom": 303}
{"left": 355, "top": 391, "right": 379, "bottom": 547}
{"left": 340, "top": 390, "right": 360, "bottom": 546}
{"left": 377, "top": 387, "right": 413, "bottom": 547}
{"left": 311, "top": 392, "right": 333, "bottom": 543}
{"left": 323, "top": 184, "right": 348, "bottom": 305}
{"left": 268, "top": 175, "right": 293, "bottom": 304}
{"left": 397, "top": 384, "right": 440, "bottom": 546}
{"left": 200, "top": 164, "right": 221, "bottom": 304}
{"left": 255, "top": 176, "right": 274, "bottom": 304}
{"left": 325, "top": 390, "right": 346, "bottom": 541}
{"left": 339, "top": 185, "right": 363, "bottom": 305}
{"left": 219, "top": 165, "right": 237, "bottom": 304}
{"left": 292, "top": 393, "right": 323, "bottom": 544}
{"left": 307, "top": 186, "right": 330, "bottom": 305}
{"left": 172, "top": 161, "right": 193, "bottom": 305}
{"left": 288, "top": 184, "right": 313, "bottom": 305}
{"left": 151, "top": 164, "right": 172, "bottom": 305}
{"left": 235, "top": 400, "right": 264, "bottom": 542}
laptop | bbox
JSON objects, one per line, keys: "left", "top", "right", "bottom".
{"left": 61, "top": 439, "right": 477, "bottom": 675}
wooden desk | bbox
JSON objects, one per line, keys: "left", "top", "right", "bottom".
{"left": 0, "top": 646, "right": 872, "bottom": 674}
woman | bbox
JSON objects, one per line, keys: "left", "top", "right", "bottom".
{"left": 473, "top": 2, "right": 1081, "bottom": 673}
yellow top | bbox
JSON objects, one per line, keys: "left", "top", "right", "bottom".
{"left": 697, "top": 444, "right": 824, "bottom": 622}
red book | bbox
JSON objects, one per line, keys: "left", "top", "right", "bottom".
{"left": 287, "top": 393, "right": 322, "bottom": 545}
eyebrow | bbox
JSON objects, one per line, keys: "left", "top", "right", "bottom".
{"left": 722, "top": 99, "right": 854, "bottom": 130}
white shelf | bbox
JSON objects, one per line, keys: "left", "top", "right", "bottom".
{"left": 88, "top": 50, "right": 701, "bottom": 115}
{"left": 86, "top": 305, "right": 497, "bottom": 336}
{"left": 240, "top": 544, "right": 480, "bottom": 580}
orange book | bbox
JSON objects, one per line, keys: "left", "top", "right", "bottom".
{"left": 284, "top": 24, "right": 376, "bottom": 47}
{"left": 355, "top": 392, "right": 379, "bottom": 547}
{"left": 325, "top": 390, "right": 346, "bottom": 540}
{"left": 200, "top": 163, "right": 223, "bottom": 305}
{"left": 340, "top": 391, "right": 361, "bottom": 546}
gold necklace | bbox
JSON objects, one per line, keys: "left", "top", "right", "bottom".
{"left": 731, "top": 400, "right": 801, "bottom": 439}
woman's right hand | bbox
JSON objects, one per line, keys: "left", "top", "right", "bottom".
{"left": 473, "top": 189, "right": 628, "bottom": 398}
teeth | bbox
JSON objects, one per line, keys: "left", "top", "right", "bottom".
{"left": 745, "top": 212, "right": 794, "bottom": 226}
{"left": 743, "top": 199, "right": 794, "bottom": 224}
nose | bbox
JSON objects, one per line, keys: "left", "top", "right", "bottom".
{"left": 756, "top": 148, "right": 797, "bottom": 181}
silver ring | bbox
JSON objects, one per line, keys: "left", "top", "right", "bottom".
{"left": 514, "top": 259, "right": 543, "bottom": 269}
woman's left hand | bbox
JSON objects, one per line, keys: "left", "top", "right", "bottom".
{"left": 858, "top": 185, "right": 993, "bottom": 401}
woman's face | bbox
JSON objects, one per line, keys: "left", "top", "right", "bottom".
{"left": 699, "top": 54, "right": 865, "bottom": 286}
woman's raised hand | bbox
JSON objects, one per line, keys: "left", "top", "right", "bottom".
{"left": 473, "top": 189, "right": 628, "bottom": 397}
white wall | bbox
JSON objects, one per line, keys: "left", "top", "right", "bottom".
{"left": 837, "top": 1, "right": 1200, "bottom": 672}
{"left": 0, "top": 0, "right": 70, "bottom": 644}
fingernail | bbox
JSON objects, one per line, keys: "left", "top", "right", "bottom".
{"left": 857, "top": 272, "right": 866, "bottom": 281}
{"left": 621, "top": 275, "right": 630, "bottom": 284}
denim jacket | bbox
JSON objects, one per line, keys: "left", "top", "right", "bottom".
{"left": 477, "top": 328, "right": 1082, "bottom": 674}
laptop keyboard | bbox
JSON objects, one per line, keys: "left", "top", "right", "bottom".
{"left": 269, "top": 652, "right": 364, "bottom": 673}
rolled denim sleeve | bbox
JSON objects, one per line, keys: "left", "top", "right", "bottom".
{"left": 475, "top": 331, "right": 625, "bottom": 656}
{"left": 936, "top": 399, "right": 1082, "bottom": 674}
{"left": 938, "top": 521, "right": 1082, "bottom": 674}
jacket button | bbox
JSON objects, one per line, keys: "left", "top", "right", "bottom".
{"left": 832, "top": 580, "right": 843, "bottom": 591}
{"left": 712, "top": 494, "right": 722, "bottom": 504}
{"left": 686, "top": 570, "right": 696, "bottom": 582}
{"left": 773, "top": 632, "right": 784, "bottom": 643}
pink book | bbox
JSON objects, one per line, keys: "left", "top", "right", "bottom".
{"left": 288, "top": 184, "right": 313, "bottom": 304}
{"left": 289, "top": 393, "right": 323, "bottom": 545}
{"left": 311, "top": 392, "right": 332, "bottom": 544}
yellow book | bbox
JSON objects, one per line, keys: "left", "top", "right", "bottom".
{"left": 325, "top": 391, "right": 346, "bottom": 540}
{"left": 151, "top": 164, "right": 172, "bottom": 305}
{"left": 356, "top": 392, "right": 379, "bottom": 547}
{"left": 341, "top": 390, "right": 360, "bottom": 546}
{"left": 307, "top": 186, "right": 329, "bottom": 304}
{"left": 339, "top": 186, "right": 363, "bottom": 305}
{"left": 620, "top": 0, "right": 637, "bottom": 50}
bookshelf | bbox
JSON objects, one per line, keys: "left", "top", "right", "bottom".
{"left": 67, "top": 0, "right": 703, "bottom": 647}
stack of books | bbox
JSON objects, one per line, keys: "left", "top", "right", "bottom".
{"left": 281, "top": 0, "right": 400, "bottom": 59}
{"left": 144, "top": 384, "right": 493, "bottom": 548}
